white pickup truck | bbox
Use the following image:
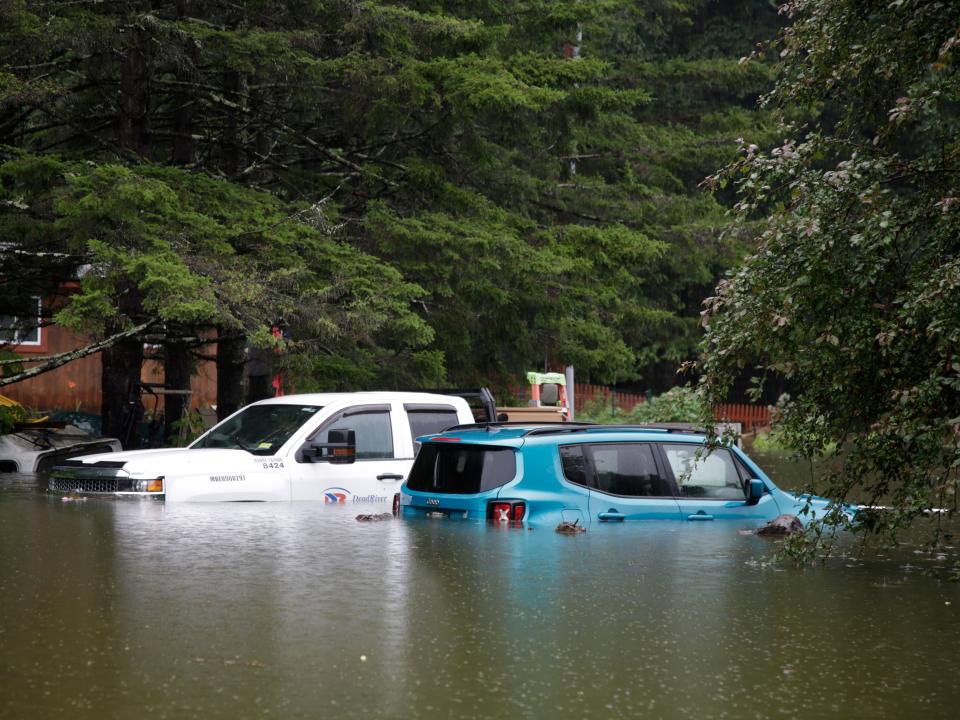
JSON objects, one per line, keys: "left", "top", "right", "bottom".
{"left": 48, "top": 391, "right": 488, "bottom": 503}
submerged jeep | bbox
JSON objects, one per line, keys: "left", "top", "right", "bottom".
{"left": 399, "top": 423, "right": 840, "bottom": 527}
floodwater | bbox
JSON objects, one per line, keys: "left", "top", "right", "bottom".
{"left": 2, "top": 463, "right": 959, "bottom": 720}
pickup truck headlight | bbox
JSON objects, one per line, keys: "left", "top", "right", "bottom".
{"left": 132, "top": 478, "right": 164, "bottom": 493}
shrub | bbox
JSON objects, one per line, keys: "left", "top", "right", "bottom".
{"left": 0, "top": 397, "right": 28, "bottom": 434}
{"left": 578, "top": 386, "right": 709, "bottom": 425}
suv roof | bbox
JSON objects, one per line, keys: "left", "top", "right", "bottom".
{"left": 443, "top": 422, "right": 708, "bottom": 437}
{"left": 418, "top": 423, "right": 712, "bottom": 448}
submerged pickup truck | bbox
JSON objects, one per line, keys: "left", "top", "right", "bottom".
{"left": 48, "top": 390, "right": 491, "bottom": 503}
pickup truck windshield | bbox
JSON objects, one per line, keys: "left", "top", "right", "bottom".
{"left": 191, "top": 404, "right": 322, "bottom": 456}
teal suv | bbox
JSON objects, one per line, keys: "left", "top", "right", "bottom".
{"left": 398, "top": 423, "right": 834, "bottom": 527}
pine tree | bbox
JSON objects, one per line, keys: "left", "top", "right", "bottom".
{"left": 1, "top": 1, "right": 784, "bottom": 427}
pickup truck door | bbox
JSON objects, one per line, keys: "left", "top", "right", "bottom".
{"left": 290, "top": 403, "right": 412, "bottom": 505}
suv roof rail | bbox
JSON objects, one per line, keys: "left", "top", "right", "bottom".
{"left": 436, "top": 422, "right": 709, "bottom": 437}
{"left": 443, "top": 420, "right": 583, "bottom": 433}
{"left": 523, "top": 423, "right": 708, "bottom": 437}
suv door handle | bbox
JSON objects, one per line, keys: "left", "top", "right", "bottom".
{"left": 598, "top": 511, "right": 626, "bottom": 522}
{"left": 377, "top": 474, "right": 404, "bottom": 482}
{"left": 687, "top": 513, "right": 714, "bottom": 521}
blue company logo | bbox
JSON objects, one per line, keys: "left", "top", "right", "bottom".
{"left": 322, "top": 487, "right": 350, "bottom": 504}
{"left": 320, "top": 488, "right": 388, "bottom": 503}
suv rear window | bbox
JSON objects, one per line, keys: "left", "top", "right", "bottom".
{"left": 406, "top": 444, "right": 516, "bottom": 494}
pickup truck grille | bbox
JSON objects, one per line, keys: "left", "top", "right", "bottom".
{"left": 49, "top": 477, "right": 120, "bottom": 494}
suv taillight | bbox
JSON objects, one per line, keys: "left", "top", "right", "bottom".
{"left": 487, "top": 500, "right": 525, "bottom": 524}
{"left": 392, "top": 492, "right": 400, "bottom": 517}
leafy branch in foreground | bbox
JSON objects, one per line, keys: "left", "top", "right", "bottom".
{"left": 697, "top": 0, "right": 960, "bottom": 560}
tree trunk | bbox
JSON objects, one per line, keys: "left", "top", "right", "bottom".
{"left": 171, "top": 0, "right": 196, "bottom": 166}
{"left": 221, "top": 70, "right": 247, "bottom": 178}
{"left": 103, "top": 5, "right": 151, "bottom": 447}
{"left": 101, "top": 336, "right": 144, "bottom": 448}
{"left": 162, "top": 338, "right": 191, "bottom": 445}
{"left": 171, "top": 83, "right": 195, "bottom": 166}
{"left": 119, "top": 19, "right": 151, "bottom": 157}
{"left": 216, "top": 329, "right": 246, "bottom": 421}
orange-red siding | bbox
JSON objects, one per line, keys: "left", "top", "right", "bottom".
{"left": 3, "top": 325, "right": 218, "bottom": 413}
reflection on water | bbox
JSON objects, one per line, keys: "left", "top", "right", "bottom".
{"left": 2, "top": 472, "right": 959, "bottom": 719}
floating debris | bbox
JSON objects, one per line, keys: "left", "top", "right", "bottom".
{"left": 355, "top": 513, "right": 393, "bottom": 522}
{"left": 61, "top": 491, "right": 86, "bottom": 503}
{"left": 555, "top": 519, "right": 586, "bottom": 535}
{"left": 754, "top": 514, "right": 803, "bottom": 537}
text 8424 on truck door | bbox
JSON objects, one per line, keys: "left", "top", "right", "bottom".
{"left": 48, "top": 391, "right": 486, "bottom": 503}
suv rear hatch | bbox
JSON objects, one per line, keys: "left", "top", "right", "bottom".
{"left": 403, "top": 442, "right": 517, "bottom": 517}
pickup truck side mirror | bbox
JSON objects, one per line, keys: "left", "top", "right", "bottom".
{"left": 745, "top": 478, "right": 765, "bottom": 506}
{"left": 309, "top": 429, "right": 357, "bottom": 464}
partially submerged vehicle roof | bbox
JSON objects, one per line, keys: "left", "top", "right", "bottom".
{"left": 416, "top": 422, "right": 711, "bottom": 448}
{"left": 250, "top": 391, "right": 474, "bottom": 407}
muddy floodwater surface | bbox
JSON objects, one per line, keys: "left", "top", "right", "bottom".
{"left": 2, "top": 460, "right": 959, "bottom": 719}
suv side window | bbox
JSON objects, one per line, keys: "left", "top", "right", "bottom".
{"left": 302, "top": 405, "right": 394, "bottom": 461}
{"left": 559, "top": 444, "right": 590, "bottom": 487}
{"left": 661, "top": 444, "right": 745, "bottom": 500}
{"left": 591, "top": 443, "right": 669, "bottom": 497}
{"left": 559, "top": 443, "right": 671, "bottom": 497}
{"left": 733, "top": 454, "right": 756, "bottom": 482}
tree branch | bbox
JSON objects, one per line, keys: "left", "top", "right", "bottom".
{"left": 0, "top": 247, "right": 86, "bottom": 261}
{"left": 0, "top": 320, "right": 155, "bottom": 386}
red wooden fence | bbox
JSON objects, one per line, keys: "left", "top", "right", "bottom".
{"left": 712, "top": 402, "right": 772, "bottom": 431}
{"left": 512, "top": 382, "right": 772, "bottom": 430}
{"left": 571, "top": 383, "right": 647, "bottom": 413}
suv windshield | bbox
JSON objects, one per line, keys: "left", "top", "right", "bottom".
{"left": 191, "top": 404, "right": 322, "bottom": 456}
{"left": 406, "top": 443, "right": 516, "bottom": 494}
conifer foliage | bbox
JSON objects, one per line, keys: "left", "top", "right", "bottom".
{"left": 0, "top": 1, "right": 777, "bottom": 432}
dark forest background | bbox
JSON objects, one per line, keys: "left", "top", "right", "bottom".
{"left": 1, "top": 0, "right": 783, "bottom": 435}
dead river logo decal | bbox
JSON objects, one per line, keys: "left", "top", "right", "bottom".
{"left": 323, "top": 488, "right": 349, "bottom": 504}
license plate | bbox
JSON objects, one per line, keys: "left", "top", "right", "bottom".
{"left": 424, "top": 509, "right": 472, "bottom": 520}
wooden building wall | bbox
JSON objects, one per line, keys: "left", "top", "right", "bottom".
{"left": 3, "top": 324, "right": 218, "bottom": 414}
